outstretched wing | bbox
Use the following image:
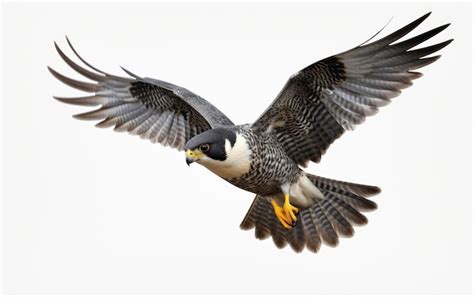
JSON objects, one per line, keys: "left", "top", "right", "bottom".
{"left": 50, "top": 38, "right": 234, "bottom": 151}
{"left": 252, "top": 12, "right": 452, "bottom": 166}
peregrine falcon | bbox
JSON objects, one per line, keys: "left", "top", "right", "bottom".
{"left": 50, "top": 12, "right": 452, "bottom": 253}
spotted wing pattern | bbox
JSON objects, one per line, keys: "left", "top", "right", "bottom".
{"left": 252, "top": 12, "right": 452, "bottom": 166}
{"left": 50, "top": 38, "right": 234, "bottom": 151}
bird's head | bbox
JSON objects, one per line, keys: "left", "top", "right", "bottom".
{"left": 184, "top": 127, "right": 252, "bottom": 179}
{"left": 184, "top": 128, "right": 237, "bottom": 166}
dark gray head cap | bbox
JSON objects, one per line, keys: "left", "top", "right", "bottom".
{"left": 184, "top": 127, "right": 237, "bottom": 151}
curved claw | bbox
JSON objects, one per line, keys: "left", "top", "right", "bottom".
{"left": 283, "top": 194, "right": 299, "bottom": 222}
{"left": 271, "top": 195, "right": 299, "bottom": 229}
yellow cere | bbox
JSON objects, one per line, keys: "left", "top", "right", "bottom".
{"left": 186, "top": 149, "right": 205, "bottom": 160}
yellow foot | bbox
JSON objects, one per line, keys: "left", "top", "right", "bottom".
{"left": 271, "top": 194, "right": 299, "bottom": 229}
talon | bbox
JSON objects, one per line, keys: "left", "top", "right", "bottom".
{"left": 271, "top": 195, "right": 299, "bottom": 229}
{"left": 271, "top": 199, "right": 292, "bottom": 229}
{"left": 283, "top": 194, "right": 299, "bottom": 224}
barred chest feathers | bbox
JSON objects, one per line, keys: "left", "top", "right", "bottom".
{"left": 201, "top": 133, "right": 252, "bottom": 179}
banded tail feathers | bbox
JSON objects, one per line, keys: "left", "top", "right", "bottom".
{"left": 240, "top": 174, "right": 380, "bottom": 253}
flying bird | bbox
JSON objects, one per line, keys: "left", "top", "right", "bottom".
{"left": 50, "top": 12, "right": 452, "bottom": 253}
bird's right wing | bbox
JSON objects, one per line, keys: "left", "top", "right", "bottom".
{"left": 252, "top": 12, "right": 451, "bottom": 166}
{"left": 50, "top": 38, "right": 234, "bottom": 151}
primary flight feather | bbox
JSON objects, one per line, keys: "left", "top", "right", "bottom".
{"left": 50, "top": 12, "right": 452, "bottom": 253}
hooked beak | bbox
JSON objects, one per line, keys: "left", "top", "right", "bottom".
{"left": 185, "top": 149, "right": 204, "bottom": 166}
{"left": 186, "top": 157, "right": 194, "bottom": 166}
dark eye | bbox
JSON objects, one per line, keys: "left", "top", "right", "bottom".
{"left": 199, "top": 144, "right": 210, "bottom": 152}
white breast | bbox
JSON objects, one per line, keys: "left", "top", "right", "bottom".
{"left": 200, "top": 134, "right": 252, "bottom": 179}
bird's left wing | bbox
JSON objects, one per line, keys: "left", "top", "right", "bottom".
{"left": 50, "top": 38, "right": 234, "bottom": 151}
{"left": 252, "top": 12, "right": 451, "bottom": 166}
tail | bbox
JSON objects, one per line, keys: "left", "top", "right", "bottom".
{"left": 240, "top": 174, "right": 381, "bottom": 253}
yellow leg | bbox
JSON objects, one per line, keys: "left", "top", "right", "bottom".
{"left": 271, "top": 199, "right": 292, "bottom": 229}
{"left": 271, "top": 194, "right": 299, "bottom": 229}
{"left": 283, "top": 193, "right": 299, "bottom": 222}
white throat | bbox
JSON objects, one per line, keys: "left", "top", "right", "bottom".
{"left": 199, "top": 134, "right": 252, "bottom": 179}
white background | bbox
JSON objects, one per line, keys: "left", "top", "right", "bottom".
{"left": 2, "top": 2, "right": 472, "bottom": 294}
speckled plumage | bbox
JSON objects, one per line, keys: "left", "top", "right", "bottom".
{"left": 50, "top": 12, "right": 451, "bottom": 253}
{"left": 223, "top": 125, "right": 302, "bottom": 197}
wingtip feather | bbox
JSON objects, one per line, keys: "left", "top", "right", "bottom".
{"left": 120, "top": 66, "right": 142, "bottom": 79}
{"left": 54, "top": 40, "right": 106, "bottom": 82}
{"left": 48, "top": 66, "right": 100, "bottom": 92}
{"left": 65, "top": 36, "right": 107, "bottom": 75}
{"left": 422, "top": 11, "right": 432, "bottom": 19}
{"left": 73, "top": 109, "right": 104, "bottom": 120}
{"left": 53, "top": 95, "right": 102, "bottom": 106}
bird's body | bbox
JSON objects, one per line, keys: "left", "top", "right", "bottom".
{"left": 50, "top": 12, "right": 452, "bottom": 253}
{"left": 193, "top": 125, "right": 322, "bottom": 208}
{"left": 207, "top": 126, "right": 300, "bottom": 195}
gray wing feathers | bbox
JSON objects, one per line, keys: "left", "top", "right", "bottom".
{"left": 142, "top": 77, "right": 234, "bottom": 128}
{"left": 328, "top": 21, "right": 451, "bottom": 131}
{"left": 252, "top": 12, "right": 451, "bottom": 166}
{"left": 341, "top": 12, "right": 432, "bottom": 58}
{"left": 50, "top": 39, "right": 233, "bottom": 151}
